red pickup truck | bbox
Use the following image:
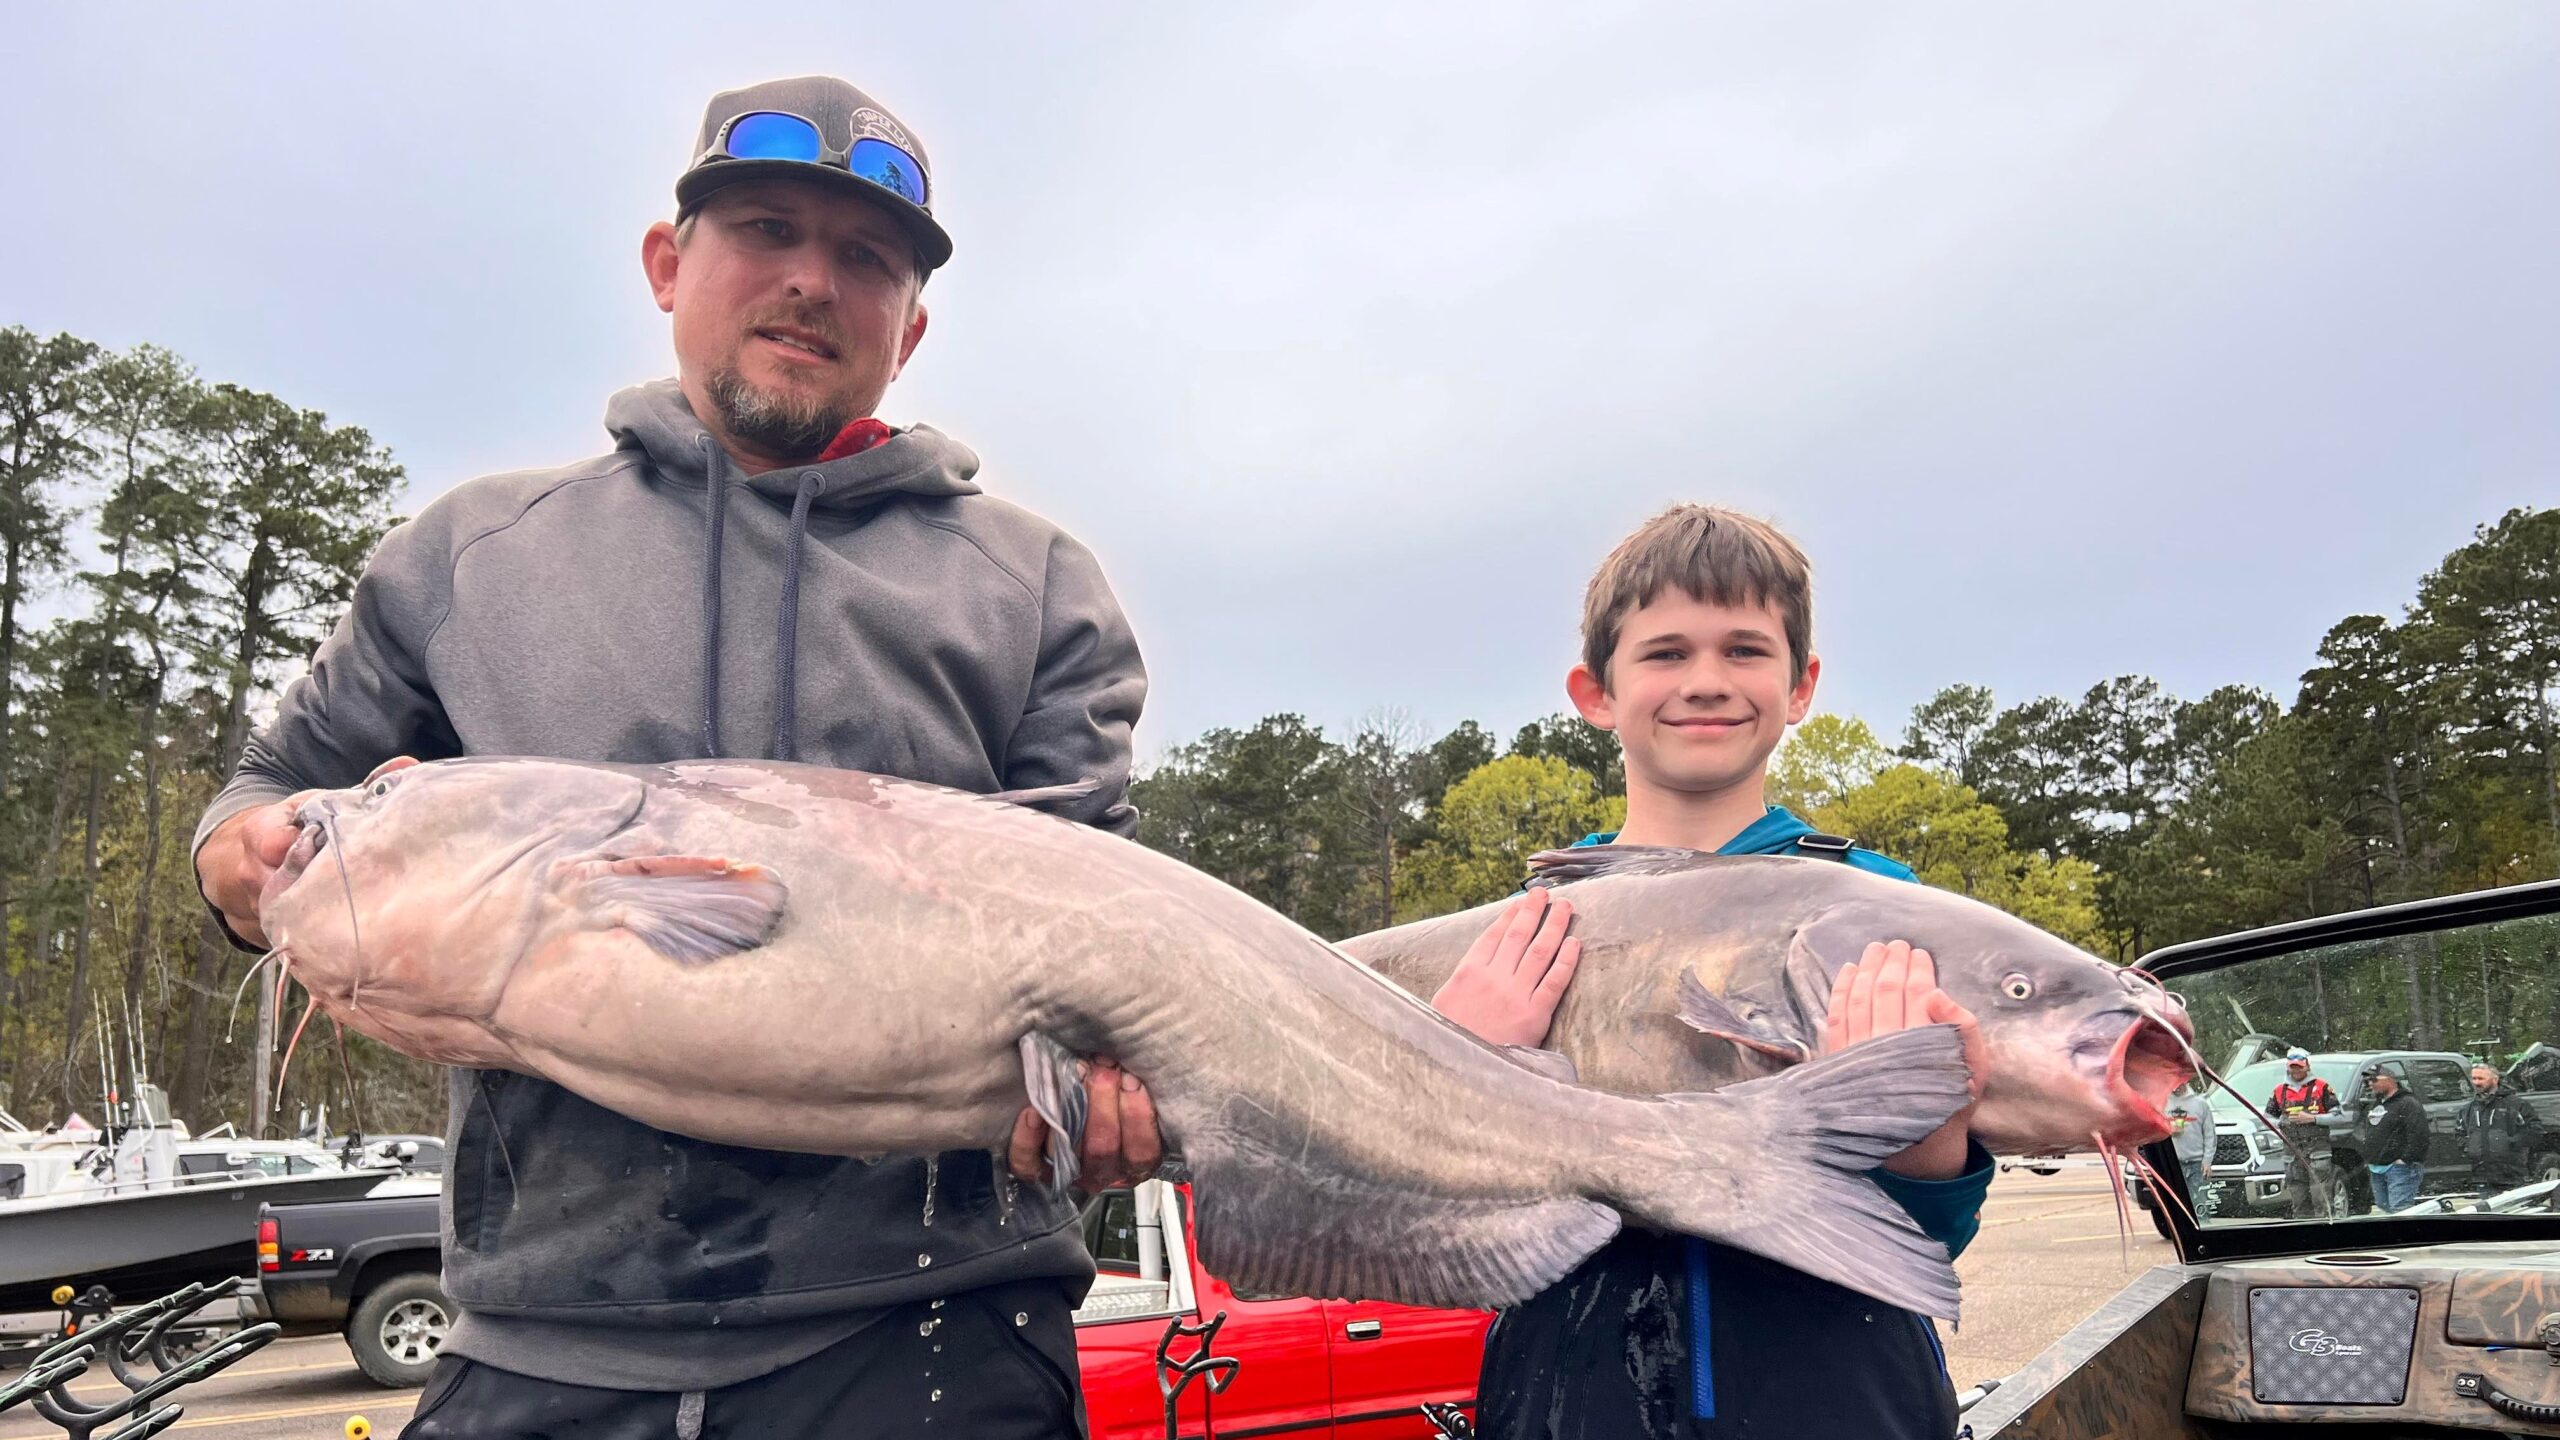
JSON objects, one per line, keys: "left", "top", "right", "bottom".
{"left": 1074, "top": 1182, "right": 1489, "bottom": 1438}
{"left": 257, "top": 1177, "right": 1489, "bottom": 1435}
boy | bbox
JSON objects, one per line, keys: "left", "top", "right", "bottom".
{"left": 1433, "top": 504, "right": 1995, "bottom": 1439}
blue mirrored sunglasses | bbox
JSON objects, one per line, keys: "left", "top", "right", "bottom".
{"left": 714, "top": 111, "right": 929, "bottom": 209}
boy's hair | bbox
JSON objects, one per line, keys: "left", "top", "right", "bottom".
{"left": 1581, "top": 504, "right": 1814, "bottom": 688}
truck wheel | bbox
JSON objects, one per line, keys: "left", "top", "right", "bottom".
{"left": 346, "top": 1272, "right": 452, "bottom": 1388}
{"left": 2536, "top": 1153, "right": 2560, "bottom": 1186}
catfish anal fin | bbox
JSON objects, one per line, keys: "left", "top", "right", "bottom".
{"left": 1185, "top": 1130, "right": 1619, "bottom": 1307}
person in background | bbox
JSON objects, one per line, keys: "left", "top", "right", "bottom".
{"left": 2357, "top": 1069, "right": 2429, "bottom": 1213}
{"left": 2459, "top": 1063, "right": 2535, "bottom": 1194}
{"left": 2264, "top": 1048, "right": 2336, "bottom": 1218}
{"left": 2166, "top": 1081, "right": 2213, "bottom": 1217}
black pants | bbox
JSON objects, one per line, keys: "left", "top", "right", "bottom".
{"left": 1475, "top": 1231, "right": 1956, "bottom": 1440}
{"left": 400, "top": 1279, "right": 1085, "bottom": 1440}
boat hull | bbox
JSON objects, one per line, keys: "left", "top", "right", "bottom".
{"left": 0, "top": 1171, "right": 390, "bottom": 1313}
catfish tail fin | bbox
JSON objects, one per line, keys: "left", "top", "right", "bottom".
{"left": 1617, "top": 1023, "right": 1972, "bottom": 1321}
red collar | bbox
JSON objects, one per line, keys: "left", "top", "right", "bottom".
{"left": 815, "top": 417, "right": 896, "bottom": 463}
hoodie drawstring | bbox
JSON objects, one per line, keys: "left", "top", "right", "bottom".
{"left": 773, "top": 471, "right": 821, "bottom": 762}
{"left": 696, "top": 436, "right": 823, "bottom": 763}
{"left": 697, "top": 436, "right": 729, "bottom": 759}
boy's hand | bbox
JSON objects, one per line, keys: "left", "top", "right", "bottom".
{"left": 1823, "top": 940, "right": 1985, "bottom": 1180}
{"left": 1006, "top": 1057, "right": 1165, "bottom": 1193}
{"left": 1431, "top": 888, "right": 1581, "bottom": 1048}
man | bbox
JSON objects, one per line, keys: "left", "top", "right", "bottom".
{"left": 192, "top": 76, "right": 1153, "bottom": 1437}
{"left": 2356, "top": 1069, "right": 2430, "bottom": 1213}
{"left": 2264, "top": 1048, "right": 2336, "bottom": 1218}
{"left": 2460, "top": 1063, "right": 2536, "bottom": 1193}
{"left": 2166, "top": 1081, "right": 2212, "bottom": 1215}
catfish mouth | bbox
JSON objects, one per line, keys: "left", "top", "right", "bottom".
{"left": 259, "top": 815, "right": 334, "bottom": 914}
{"left": 2105, "top": 1011, "right": 2196, "bottom": 1144}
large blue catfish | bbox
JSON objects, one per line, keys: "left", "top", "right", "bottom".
{"left": 1342, "top": 845, "right": 2198, "bottom": 1158}
{"left": 256, "top": 757, "right": 1973, "bottom": 1316}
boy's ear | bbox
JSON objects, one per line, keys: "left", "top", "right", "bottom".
{"left": 1784, "top": 654, "right": 1822, "bottom": 726}
{"left": 1565, "top": 663, "right": 1616, "bottom": 731}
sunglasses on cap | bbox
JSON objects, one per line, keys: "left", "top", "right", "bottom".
{"left": 710, "top": 111, "right": 928, "bottom": 208}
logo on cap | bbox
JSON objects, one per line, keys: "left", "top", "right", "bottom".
{"left": 849, "top": 107, "right": 915, "bottom": 152}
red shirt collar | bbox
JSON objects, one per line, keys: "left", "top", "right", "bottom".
{"left": 815, "top": 417, "right": 897, "bottom": 464}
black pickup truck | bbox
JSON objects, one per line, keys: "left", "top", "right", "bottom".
{"left": 247, "top": 1174, "right": 449, "bottom": 1386}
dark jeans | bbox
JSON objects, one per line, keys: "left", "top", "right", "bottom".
{"left": 400, "top": 1279, "right": 1085, "bottom": 1440}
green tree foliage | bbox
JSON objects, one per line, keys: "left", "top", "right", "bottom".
{"left": 0, "top": 331, "right": 423, "bottom": 1135}
{"left": 1808, "top": 763, "right": 2107, "bottom": 952}
{"left": 1767, "top": 713, "right": 1889, "bottom": 815}
{"left": 1394, "top": 756, "right": 1625, "bottom": 921}
{"left": 1897, "top": 682, "right": 1996, "bottom": 790}
{"left": 1507, "top": 711, "right": 1624, "bottom": 797}
{"left": 2416, "top": 507, "right": 2560, "bottom": 879}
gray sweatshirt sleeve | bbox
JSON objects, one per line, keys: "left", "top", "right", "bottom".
{"left": 1005, "top": 532, "right": 1146, "bottom": 837}
{"left": 190, "top": 513, "right": 464, "bottom": 946}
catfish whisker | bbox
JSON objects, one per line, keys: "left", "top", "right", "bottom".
{"left": 2094, "top": 1131, "right": 2133, "bottom": 1265}
{"left": 276, "top": 989, "right": 321, "bottom": 1125}
{"left": 226, "top": 951, "right": 278, "bottom": 1043}
{"left": 2128, "top": 1145, "right": 2200, "bottom": 1232}
{"left": 320, "top": 804, "right": 365, "bottom": 975}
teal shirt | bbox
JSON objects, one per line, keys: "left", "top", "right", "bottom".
{"left": 1572, "top": 808, "right": 1992, "bottom": 1259}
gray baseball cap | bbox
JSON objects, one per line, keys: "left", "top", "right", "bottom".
{"left": 675, "top": 76, "right": 953, "bottom": 271}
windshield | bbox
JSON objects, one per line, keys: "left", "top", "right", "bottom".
{"left": 2168, "top": 905, "right": 2560, "bottom": 1229}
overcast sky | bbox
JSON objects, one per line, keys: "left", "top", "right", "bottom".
{"left": 7, "top": 4, "right": 2554, "bottom": 762}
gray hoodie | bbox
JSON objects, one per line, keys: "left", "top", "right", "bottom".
{"left": 193, "top": 379, "right": 1146, "bottom": 1388}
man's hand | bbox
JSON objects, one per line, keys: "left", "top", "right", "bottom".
{"left": 196, "top": 757, "right": 418, "bottom": 949}
{"left": 1824, "top": 940, "right": 1985, "bottom": 1180}
{"left": 1007, "top": 1057, "right": 1165, "bottom": 1193}
{"left": 1431, "top": 887, "right": 1581, "bottom": 1048}
{"left": 198, "top": 800, "right": 307, "bottom": 949}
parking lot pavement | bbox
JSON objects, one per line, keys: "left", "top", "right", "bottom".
{"left": 1942, "top": 1163, "right": 2179, "bottom": 1391}
{"left": 0, "top": 1334, "right": 412, "bottom": 1440}
{"left": 1, "top": 1171, "right": 2164, "bottom": 1434}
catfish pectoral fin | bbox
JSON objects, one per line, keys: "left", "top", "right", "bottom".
{"left": 559, "top": 854, "right": 788, "bottom": 963}
{"left": 1018, "top": 1032, "right": 1089, "bottom": 1191}
{"left": 1676, "top": 968, "right": 1813, "bottom": 1064}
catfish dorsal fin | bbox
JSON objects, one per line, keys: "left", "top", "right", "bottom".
{"left": 562, "top": 854, "right": 787, "bottom": 963}
{"left": 1524, "top": 843, "right": 1722, "bottom": 885}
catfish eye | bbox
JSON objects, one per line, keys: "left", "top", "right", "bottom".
{"left": 2001, "top": 974, "right": 2034, "bottom": 1001}
{"left": 369, "top": 777, "right": 397, "bottom": 799}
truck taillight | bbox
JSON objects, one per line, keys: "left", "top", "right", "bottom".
{"left": 257, "top": 1216, "right": 280, "bottom": 1273}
